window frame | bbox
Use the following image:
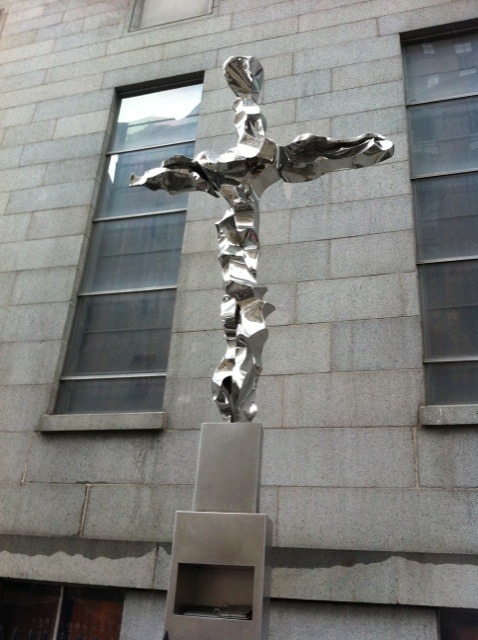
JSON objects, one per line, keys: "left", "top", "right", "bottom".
{"left": 50, "top": 76, "right": 203, "bottom": 422}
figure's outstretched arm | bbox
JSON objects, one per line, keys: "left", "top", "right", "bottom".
{"left": 277, "top": 132, "right": 394, "bottom": 183}
{"left": 130, "top": 154, "right": 219, "bottom": 197}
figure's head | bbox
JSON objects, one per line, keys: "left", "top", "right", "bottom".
{"left": 223, "top": 55, "right": 263, "bottom": 102}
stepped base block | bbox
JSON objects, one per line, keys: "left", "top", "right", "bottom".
{"left": 164, "top": 511, "right": 271, "bottom": 640}
{"left": 193, "top": 422, "right": 262, "bottom": 513}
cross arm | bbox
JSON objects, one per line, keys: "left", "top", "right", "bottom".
{"left": 277, "top": 132, "right": 394, "bottom": 183}
{"left": 130, "top": 153, "right": 219, "bottom": 197}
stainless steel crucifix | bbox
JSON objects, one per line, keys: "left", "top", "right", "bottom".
{"left": 131, "top": 55, "right": 394, "bottom": 423}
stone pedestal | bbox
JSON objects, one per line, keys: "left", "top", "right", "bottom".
{"left": 163, "top": 423, "right": 271, "bottom": 640}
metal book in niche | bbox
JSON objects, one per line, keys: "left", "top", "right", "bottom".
{"left": 131, "top": 55, "right": 394, "bottom": 423}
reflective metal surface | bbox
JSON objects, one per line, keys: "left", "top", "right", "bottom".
{"left": 131, "top": 55, "right": 394, "bottom": 422}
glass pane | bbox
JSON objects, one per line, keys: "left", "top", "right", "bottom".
{"left": 427, "top": 361, "right": 478, "bottom": 404}
{"left": 0, "top": 582, "right": 61, "bottom": 640}
{"left": 63, "top": 290, "right": 176, "bottom": 375}
{"left": 414, "top": 172, "right": 478, "bottom": 260}
{"left": 408, "top": 96, "right": 478, "bottom": 176}
{"left": 404, "top": 32, "right": 478, "bottom": 104}
{"left": 57, "top": 587, "right": 123, "bottom": 640}
{"left": 98, "top": 143, "right": 194, "bottom": 218}
{"left": 112, "top": 84, "right": 202, "bottom": 152}
{"left": 441, "top": 609, "right": 478, "bottom": 640}
{"left": 421, "top": 261, "right": 478, "bottom": 358}
{"left": 83, "top": 212, "right": 185, "bottom": 291}
{"left": 56, "top": 376, "right": 165, "bottom": 413}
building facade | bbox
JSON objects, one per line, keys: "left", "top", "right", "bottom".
{"left": 0, "top": 0, "right": 477, "bottom": 637}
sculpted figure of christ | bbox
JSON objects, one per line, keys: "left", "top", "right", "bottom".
{"left": 131, "top": 56, "right": 394, "bottom": 423}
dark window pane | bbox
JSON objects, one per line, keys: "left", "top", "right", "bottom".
{"left": 404, "top": 33, "right": 478, "bottom": 104}
{"left": 57, "top": 376, "right": 165, "bottom": 413}
{"left": 415, "top": 173, "right": 478, "bottom": 260}
{"left": 112, "top": 84, "right": 202, "bottom": 152}
{"left": 63, "top": 290, "right": 176, "bottom": 375}
{"left": 441, "top": 609, "right": 478, "bottom": 640}
{"left": 427, "top": 361, "right": 478, "bottom": 404}
{"left": 57, "top": 587, "right": 123, "bottom": 640}
{"left": 98, "top": 143, "right": 194, "bottom": 218}
{"left": 83, "top": 212, "right": 186, "bottom": 291}
{"left": 408, "top": 96, "right": 478, "bottom": 176}
{"left": 0, "top": 583, "right": 61, "bottom": 640}
{"left": 421, "top": 261, "right": 478, "bottom": 358}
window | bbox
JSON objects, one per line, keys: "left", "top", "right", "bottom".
{"left": 130, "top": 0, "right": 213, "bottom": 30}
{"left": 440, "top": 609, "right": 478, "bottom": 639}
{"left": 403, "top": 30, "right": 478, "bottom": 405}
{"left": 0, "top": 581, "right": 123, "bottom": 640}
{"left": 56, "top": 82, "right": 203, "bottom": 414}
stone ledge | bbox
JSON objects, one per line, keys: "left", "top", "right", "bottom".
{"left": 38, "top": 412, "right": 166, "bottom": 432}
{"left": 419, "top": 404, "right": 478, "bottom": 426}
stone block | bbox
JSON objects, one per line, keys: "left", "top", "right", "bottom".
{"left": 184, "top": 186, "right": 224, "bottom": 221}
{"left": 269, "top": 600, "right": 438, "bottom": 640}
{"left": 0, "top": 213, "right": 31, "bottom": 243}
{"left": 332, "top": 317, "right": 423, "bottom": 371}
{"left": 11, "top": 267, "right": 77, "bottom": 304}
{"left": 420, "top": 404, "right": 478, "bottom": 426}
{"left": 83, "top": 484, "right": 194, "bottom": 542}
{"left": 262, "top": 427, "right": 415, "bottom": 487}
{"left": 262, "top": 69, "right": 332, "bottom": 104}
{"left": 1, "top": 69, "right": 46, "bottom": 94}
{"left": 290, "top": 195, "right": 413, "bottom": 243}
{"left": 40, "top": 412, "right": 166, "bottom": 432}
{"left": 0, "top": 302, "right": 71, "bottom": 343}
{"left": 231, "top": 1, "right": 300, "bottom": 28}
{"left": 173, "top": 288, "right": 221, "bottom": 333}
{"left": 27, "top": 206, "right": 91, "bottom": 239}
{"left": 378, "top": 0, "right": 478, "bottom": 35}
{"left": 167, "top": 330, "right": 222, "bottom": 378}
{"left": 7, "top": 181, "right": 95, "bottom": 213}
{"left": 0, "top": 105, "right": 36, "bottom": 128}
{"left": 261, "top": 240, "right": 329, "bottom": 284}
{"left": 36, "top": 18, "right": 83, "bottom": 42}
{"left": 333, "top": 55, "right": 404, "bottom": 91}
{"left": 266, "top": 117, "right": 332, "bottom": 146}
{"left": 400, "top": 271, "right": 420, "bottom": 316}
{"left": 103, "top": 50, "right": 218, "bottom": 90}
{"left": 43, "top": 156, "right": 102, "bottom": 186}
{"left": 53, "top": 109, "right": 110, "bottom": 139}
{"left": 330, "top": 230, "right": 416, "bottom": 278}
{"left": 181, "top": 218, "right": 217, "bottom": 254}
{"left": 62, "top": 1, "right": 129, "bottom": 23}
{"left": 0, "top": 341, "right": 62, "bottom": 385}
{"left": 54, "top": 25, "right": 125, "bottom": 52}
{"left": 2, "top": 12, "right": 61, "bottom": 37}
{"left": 0, "top": 236, "right": 86, "bottom": 271}
{"left": 20, "top": 132, "right": 104, "bottom": 166}
{"left": 267, "top": 324, "right": 330, "bottom": 374}
{"left": 395, "top": 555, "right": 478, "bottom": 609}
{"left": 0, "top": 433, "right": 31, "bottom": 482}
{"left": 283, "top": 369, "right": 423, "bottom": 427}
{"left": 278, "top": 486, "right": 478, "bottom": 553}
{"left": 81, "top": 9, "right": 126, "bottom": 33}
{"left": 120, "top": 591, "right": 166, "bottom": 640}
{"left": 4, "top": 6, "right": 45, "bottom": 25}
{"left": 0, "top": 273, "right": 15, "bottom": 305}
{"left": 25, "top": 430, "right": 199, "bottom": 485}
{"left": 33, "top": 89, "right": 113, "bottom": 121}
{"left": 297, "top": 81, "right": 404, "bottom": 122}
{"left": 0, "top": 146, "right": 22, "bottom": 170}
{"left": 0, "top": 39, "right": 54, "bottom": 65}
{"left": 330, "top": 161, "right": 410, "bottom": 203}
{"left": 298, "top": 274, "right": 405, "bottom": 324}
{"left": 0, "top": 483, "right": 85, "bottom": 537}
{"left": 0, "top": 166, "right": 46, "bottom": 193}
{"left": 294, "top": 34, "right": 400, "bottom": 74}
{"left": 0, "top": 385, "right": 52, "bottom": 431}
{"left": 417, "top": 427, "right": 478, "bottom": 488}
{"left": 0, "top": 535, "right": 157, "bottom": 590}
{"left": 163, "top": 376, "right": 218, "bottom": 430}
{"left": 177, "top": 252, "right": 222, "bottom": 291}
{"left": 2, "top": 119, "right": 56, "bottom": 148}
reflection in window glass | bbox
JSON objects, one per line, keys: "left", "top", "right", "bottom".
{"left": 440, "top": 609, "right": 478, "bottom": 639}
{"left": 57, "top": 81, "right": 202, "bottom": 413}
{"left": 0, "top": 583, "right": 61, "bottom": 640}
{"left": 57, "top": 587, "right": 123, "bottom": 640}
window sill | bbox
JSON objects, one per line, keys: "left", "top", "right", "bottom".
{"left": 38, "top": 412, "right": 166, "bottom": 433}
{"left": 419, "top": 404, "right": 478, "bottom": 426}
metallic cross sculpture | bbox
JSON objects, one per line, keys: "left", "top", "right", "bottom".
{"left": 131, "top": 56, "right": 394, "bottom": 423}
